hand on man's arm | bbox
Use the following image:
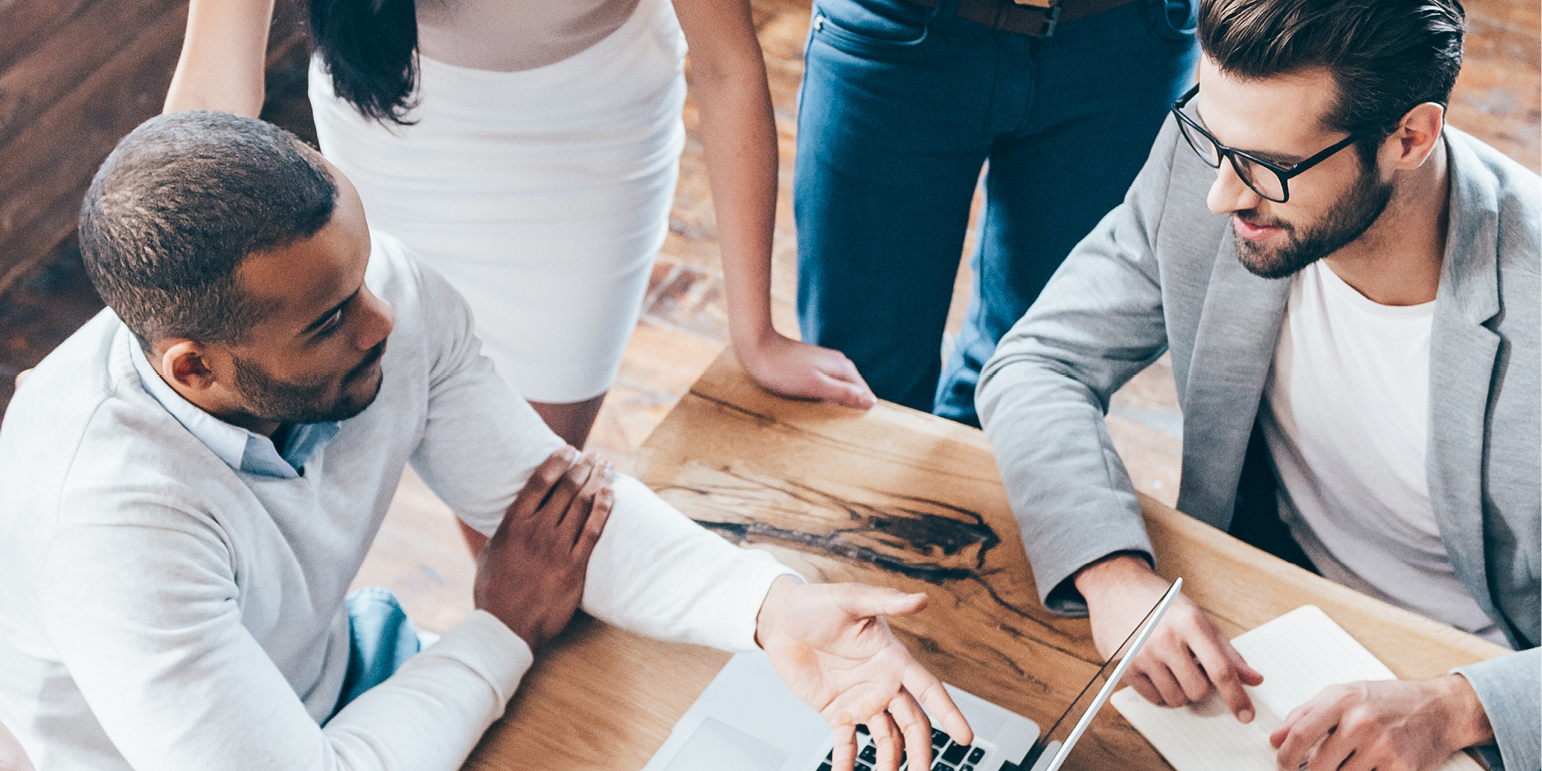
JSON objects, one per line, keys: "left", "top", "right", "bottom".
{"left": 1075, "top": 553, "right": 1264, "bottom": 722}
{"left": 1270, "top": 676, "right": 1493, "bottom": 771}
{"left": 755, "top": 576, "right": 973, "bottom": 771}
{"left": 474, "top": 447, "right": 615, "bottom": 652}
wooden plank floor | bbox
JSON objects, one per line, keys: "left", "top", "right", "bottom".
{"left": 0, "top": 0, "right": 1536, "bottom": 635}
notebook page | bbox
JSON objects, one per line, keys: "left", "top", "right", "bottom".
{"left": 1110, "top": 606, "right": 1482, "bottom": 771}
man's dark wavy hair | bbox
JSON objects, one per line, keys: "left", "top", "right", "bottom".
{"left": 79, "top": 111, "right": 338, "bottom": 351}
{"left": 1198, "top": 0, "right": 1465, "bottom": 166}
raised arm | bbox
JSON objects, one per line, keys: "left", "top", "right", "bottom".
{"left": 164, "top": 0, "right": 274, "bottom": 116}
{"left": 671, "top": 0, "right": 876, "bottom": 410}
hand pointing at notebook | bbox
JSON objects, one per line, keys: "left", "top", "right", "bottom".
{"left": 755, "top": 576, "right": 974, "bottom": 771}
{"left": 1076, "top": 554, "right": 1265, "bottom": 722}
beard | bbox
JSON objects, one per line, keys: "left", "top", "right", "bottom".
{"left": 1234, "top": 164, "right": 1395, "bottom": 280}
{"left": 231, "top": 342, "right": 385, "bottom": 425}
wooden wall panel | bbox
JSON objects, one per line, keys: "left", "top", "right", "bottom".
{"left": 0, "top": 0, "right": 312, "bottom": 299}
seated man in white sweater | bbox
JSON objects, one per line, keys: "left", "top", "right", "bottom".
{"left": 0, "top": 111, "right": 970, "bottom": 771}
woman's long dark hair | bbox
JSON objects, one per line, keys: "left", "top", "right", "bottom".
{"left": 309, "top": 0, "right": 419, "bottom": 124}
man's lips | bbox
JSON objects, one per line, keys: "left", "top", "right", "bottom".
{"left": 1234, "top": 216, "right": 1283, "bottom": 240}
{"left": 345, "top": 341, "right": 386, "bottom": 383}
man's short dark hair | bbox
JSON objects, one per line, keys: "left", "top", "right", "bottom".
{"left": 79, "top": 111, "right": 338, "bottom": 350}
{"left": 1198, "top": 0, "right": 1465, "bottom": 166}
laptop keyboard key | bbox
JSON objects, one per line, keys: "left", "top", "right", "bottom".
{"left": 931, "top": 729, "right": 947, "bottom": 747}
{"left": 941, "top": 742, "right": 969, "bottom": 765}
{"left": 855, "top": 764, "right": 871, "bottom": 771}
{"left": 860, "top": 745, "right": 878, "bottom": 763}
{"left": 819, "top": 765, "right": 832, "bottom": 771}
{"left": 931, "top": 763, "right": 948, "bottom": 771}
{"left": 967, "top": 747, "right": 984, "bottom": 764}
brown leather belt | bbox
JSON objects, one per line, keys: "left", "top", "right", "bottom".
{"left": 908, "top": 0, "right": 1135, "bottom": 36}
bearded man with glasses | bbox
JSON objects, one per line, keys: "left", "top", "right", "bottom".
{"left": 976, "top": 1, "right": 1538, "bottom": 770}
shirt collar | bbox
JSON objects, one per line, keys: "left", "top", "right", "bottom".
{"left": 129, "top": 343, "right": 339, "bottom": 479}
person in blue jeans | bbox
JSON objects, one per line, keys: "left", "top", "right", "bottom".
{"left": 795, "top": 0, "right": 1200, "bottom": 425}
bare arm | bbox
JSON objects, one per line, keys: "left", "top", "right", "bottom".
{"left": 673, "top": 0, "right": 876, "bottom": 409}
{"left": 164, "top": 0, "right": 275, "bottom": 116}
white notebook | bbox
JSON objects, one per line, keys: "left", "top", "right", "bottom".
{"left": 1110, "top": 605, "right": 1482, "bottom": 771}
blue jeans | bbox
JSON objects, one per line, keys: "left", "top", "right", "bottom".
{"left": 794, "top": 0, "right": 1198, "bottom": 425}
{"left": 330, "top": 587, "right": 438, "bottom": 717}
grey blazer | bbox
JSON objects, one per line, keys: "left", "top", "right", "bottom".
{"left": 977, "top": 118, "right": 1539, "bottom": 768}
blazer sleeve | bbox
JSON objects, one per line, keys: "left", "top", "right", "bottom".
{"left": 1452, "top": 648, "right": 1540, "bottom": 771}
{"left": 975, "top": 117, "right": 1184, "bottom": 615}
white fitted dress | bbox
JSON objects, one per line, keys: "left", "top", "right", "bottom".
{"left": 308, "top": 0, "right": 686, "bottom": 402}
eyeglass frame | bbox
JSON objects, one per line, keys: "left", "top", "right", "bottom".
{"left": 1169, "top": 83, "right": 1384, "bottom": 204}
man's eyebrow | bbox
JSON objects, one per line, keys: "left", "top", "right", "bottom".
{"left": 1195, "top": 106, "right": 1306, "bottom": 166}
{"left": 303, "top": 289, "right": 359, "bottom": 333}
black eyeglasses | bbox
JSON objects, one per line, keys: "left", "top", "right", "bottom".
{"left": 1170, "top": 84, "right": 1374, "bottom": 203}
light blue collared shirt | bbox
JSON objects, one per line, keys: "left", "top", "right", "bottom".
{"left": 130, "top": 345, "right": 340, "bottom": 479}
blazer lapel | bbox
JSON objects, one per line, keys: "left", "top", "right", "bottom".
{"left": 1177, "top": 237, "right": 1291, "bottom": 530}
{"left": 1426, "top": 135, "right": 1503, "bottom": 626}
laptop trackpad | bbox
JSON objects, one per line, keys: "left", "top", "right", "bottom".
{"left": 664, "top": 718, "right": 789, "bottom": 771}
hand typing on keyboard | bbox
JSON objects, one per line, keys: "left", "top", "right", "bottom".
{"left": 754, "top": 577, "right": 974, "bottom": 771}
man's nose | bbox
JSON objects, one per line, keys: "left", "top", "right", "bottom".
{"left": 1206, "top": 159, "right": 1264, "bottom": 215}
{"left": 355, "top": 290, "right": 395, "bottom": 350}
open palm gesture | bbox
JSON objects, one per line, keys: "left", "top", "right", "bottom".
{"left": 755, "top": 577, "right": 973, "bottom": 771}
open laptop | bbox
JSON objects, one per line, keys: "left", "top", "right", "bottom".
{"left": 643, "top": 578, "right": 1183, "bottom": 771}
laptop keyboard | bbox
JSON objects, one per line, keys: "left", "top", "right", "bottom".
{"left": 816, "top": 725, "right": 986, "bottom": 771}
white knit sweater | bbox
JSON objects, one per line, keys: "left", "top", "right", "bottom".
{"left": 0, "top": 232, "right": 794, "bottom": 770}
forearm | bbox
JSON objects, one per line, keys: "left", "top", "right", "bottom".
{"left": 580, "top": 475, "right": 800, "bottom": 651}
{"left": 164, "top": 0, "right": 274, "bottom": 116}
{"left": 691, "top": 35, "right": 780, "bottom": 351}
{"left": 324, "top": 611, "right": 533, "bottom": 769}
{"left": 978, "top": 346, "right": 1154, "bottom": 612}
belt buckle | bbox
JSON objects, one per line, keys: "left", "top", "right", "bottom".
{"left": 1009, "top": 0, "right": 1061, "bottom": 36}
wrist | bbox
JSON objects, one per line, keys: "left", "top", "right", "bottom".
{"left": 1072, "top": 552, "right": 1156, "bottom": 606}
{"left": 730, "top": 322, "right": 782, "bottom": 361}
{"left": 1436, "top": 674, "right": 1494, "bottom": 749}
{"left": 754, "top": 574, "right": 804, "bottom": 649}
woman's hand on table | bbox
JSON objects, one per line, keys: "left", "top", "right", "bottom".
{"left": 737, "top": 331, "right": 877, "bottom": 410}
{"left": 754, "top": 576, "right": 971, "bottom": 771}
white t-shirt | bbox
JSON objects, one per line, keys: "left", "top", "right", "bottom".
{"left": 1262, "top": 261, "right": 1504, "bottom": 645}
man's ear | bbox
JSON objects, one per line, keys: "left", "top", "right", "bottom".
{"left": 1386, "top": 102, "right": 1445, "bottom": 171}
{"left": 157, "top": 341, "right": 219, "bottom": 392}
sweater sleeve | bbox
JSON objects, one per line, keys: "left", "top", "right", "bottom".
{"left": 404, "top": 256, "right": 798, "bottom": 653}
{"left": 1452, "top": 648, "right": 1540, "bottom": 771}
{"left": 40, "top": 508, "right": 532, "bottom": 771}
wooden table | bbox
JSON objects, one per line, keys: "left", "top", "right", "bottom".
{"left": 466, "top": 351, "right": 1510, "bottom": 771}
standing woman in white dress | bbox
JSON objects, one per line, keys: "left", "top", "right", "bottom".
{"left": 163, "top": 0, "right": 876, "bottom": 452}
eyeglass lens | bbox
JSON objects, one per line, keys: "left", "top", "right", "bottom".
{"left": 1176, "top": 118, "right": 1287, "bottom": 202}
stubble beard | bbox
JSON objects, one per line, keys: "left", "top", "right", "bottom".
{"left": 231, "top": 342, "right": 385, "bottom": 425}
{"left": 1234, "top": 164, "right": 1395, "bottom": 280}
